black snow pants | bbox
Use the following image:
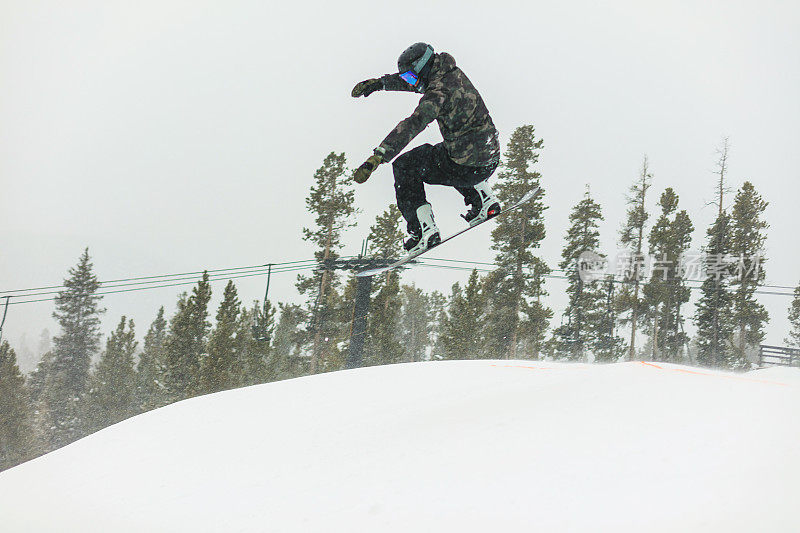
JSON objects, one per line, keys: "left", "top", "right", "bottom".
{"left": 392, "top": 143, "right": 498, "bottom": 233}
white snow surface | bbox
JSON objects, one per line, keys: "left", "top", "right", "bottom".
{"left": 2, "top": 360, "right": 799, "bottom": 532}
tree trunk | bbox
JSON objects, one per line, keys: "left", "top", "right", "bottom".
{"left": 628, "top": 282, "right": 639, "bottom": 361}
{"left": 712, "top": 278, "right": 720, "bottom": 367}
{"left": 534, "top": 291, "right": 542, "bottom": 361}
{"left": 628, "top": 216, "right": 645, "bottom": 361}
{"left": 509, "top": 302, "right": 520, "bottom": 360}
{"left": 739, "top": 323, "right": 746, "bottom": 366}
{"left": 310, "top": 219, "right": 335, "bottom": 373}
{"left": 509, "top": 215, "right": 527, "bottom": 360}
{"left": 651, "top": 307, "right": 659, "bottom": 361}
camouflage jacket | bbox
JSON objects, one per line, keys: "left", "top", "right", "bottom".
{"left": 376, "top": 52, "right": 500, "bottom": 167}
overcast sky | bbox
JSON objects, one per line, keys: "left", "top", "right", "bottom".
{"left": 2, "top": 0, "right": 799, "bottom": 370}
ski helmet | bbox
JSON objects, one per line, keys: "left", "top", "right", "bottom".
{"left": 397, "top": 42, "right": 434, "bottom": 92}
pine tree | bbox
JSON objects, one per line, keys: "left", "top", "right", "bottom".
{"left": 786, "top": 283, "right": 800, "bottom": 348}
{"left": 0, "top": 341, "right": 34, "bottom": 471}
{"left": 136, "top": 307, "right": 168, "bottom": 412}
{"left": 553, "top": 188, "right": 604, "bottom": 361}
{"left": 367, "top": 204, "right": 405, "bottom": 260}
{"left": 694, "top": 139, "right": 735, "bottom": 368}
{"left": 362, "top": 205, "right": 405, "bottom": 366}
{"left": 591, "top": 276, "right": 626, "bottom": 362}
{"left": 641, "top": 188, "right": 693, "bottom": 361}
{"left": 484, "top": 125, "right": 551, "bottom": 359}
{"left": 250, "top": 297, "right": 276, "bottom": 348}
{"left": 86, "top": 317, "right": 137, "bottom": 432}
{"left": 45, "top": 248, "right": 105, "bottom": 448}
{"left": 694, "top": 212, "right": 735, "bottom": 367}
{"left": 714, "top": 137, "right": 732, "bottom": 217}
{"left": 200, "top": 281, "right": 241, "bottom": 394}
{"left": 364, "top": 274, "right": 404, "bottom": 366}
{"left": 517, "top": 258, "right": 553, "bottom": 359}
{"left": 400, "top": 284, "right": 435, "bottom": 362}
{"left": 729, "top": 181, "right": 769, "bottom": 368}
{"left": 163, "top": 272, "right": 212, "bottom": 400}
{"left": 439, "top": 270, "right": 486, "bottom": 360}
{"left": 297, "top": 152, "right": 357, "bottom": 373}
{"left": 38, "top": 329, "right": 52, "bottom": 358}
{"left": 670, "top": 208, "right": 694, "bottom": 360}
{"left": 618, "top": 156, "right": 652, "bottom": 360}
{"left": 241, "top": 301, "right": 272, "bottom": 386}
{"left": 26, "top": 349, "right": 53, "bottom": 449}
{"left": 271, "top": 303, "right": 306, "bottom": 379}
{"left": 427, "top": 291, "right": 448, "bottom": 360}
{"left": 27, "top": 341, "right": 53, "bottom": 405}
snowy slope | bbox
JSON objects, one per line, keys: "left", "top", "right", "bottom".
{"left": 1, "top": 360, "right": 799, "bottom": 532}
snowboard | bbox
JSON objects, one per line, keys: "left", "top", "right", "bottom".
{"left": 356, "top": 186, "right": 541, "bottom": 277}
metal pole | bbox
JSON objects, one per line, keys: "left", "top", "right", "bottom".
{"left": 0, "top": 296, "right": 10, "bottom": 345}
{"left": 347, "top": 275, "right": 372, "bottom": 369}
{"left": 264, "top": 263, "right": 272, "bottom": 302}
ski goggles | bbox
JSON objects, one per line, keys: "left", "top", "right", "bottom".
{"left": 399, "top": 70, "right": 419, "bottom": 86}
{"left": 399, "top": 46, "right": 433, "bottom": 88}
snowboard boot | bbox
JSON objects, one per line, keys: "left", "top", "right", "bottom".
{"left": 404, "top": 203, "right": 441, "bottom": 254}
{"left": 461, "top": 180, "right": 501, "bottom": 227}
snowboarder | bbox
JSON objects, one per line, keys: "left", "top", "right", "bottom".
{"left": 351, "top": 42, "right": 502, "bottom": 255}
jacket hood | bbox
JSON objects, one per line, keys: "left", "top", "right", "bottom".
{"left": 430, "top": 52, "right": 457, "bottom": 81}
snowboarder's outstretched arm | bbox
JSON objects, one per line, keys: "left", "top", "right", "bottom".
{"left": 376, "top": 90, "right": 445, "bottom": 161}
{"left": 351, "top": 90, "right": 444, "bottom": 184}
{"left": 351, "top": 74, "right": 416, "bottom": 97}
{"left": 351, "top": 83, "right": 445, "bottom": 184}
{"left": 379, "top": 73, "right": 418, "bottom": 92}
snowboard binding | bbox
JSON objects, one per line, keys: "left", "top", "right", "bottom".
{"left": 404, "top": 203, "right": 441, "bottom": 255}
{"left": 462, "top": 181, "right": 501, "bottom": 227}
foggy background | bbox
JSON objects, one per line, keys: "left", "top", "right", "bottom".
{"left": 2, "top": 0, "right": 798, "bottom": 371}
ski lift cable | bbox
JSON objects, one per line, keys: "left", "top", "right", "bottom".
{"left": 421, "top": 257, "right": 795, "bottom": 290}
{"left": 1, "top": 265, "right": 283, "bottom": 299}
{"left": 415, "top": 261, "right": 793, "bottom": 297}
{"left": 3, "top": 264, "right": 318, "bottom": 306}
{"left": 0, "top": 258, "right": 322, "bottom": 296}
{"left": 416, "top": 262, "right": 572, "bottom": 281}
{"left": 0, "top": 253, "right": 363, "bottom": 306}
{"left": 2, "top": 253, "right": 795, "bottom": 307}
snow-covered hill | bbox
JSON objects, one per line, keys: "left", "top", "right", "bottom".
{"left": 1, "top": 360, "right": 799, "bottom": 532}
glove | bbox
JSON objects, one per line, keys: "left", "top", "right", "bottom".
{"left": 351, "top": 78, "right": 383, "bottom": 98}
{"left": 353, "top": 154, "right": 383, "bottom": 184}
